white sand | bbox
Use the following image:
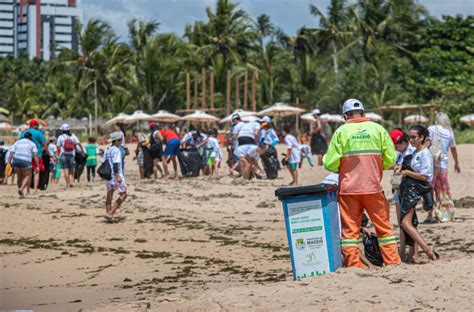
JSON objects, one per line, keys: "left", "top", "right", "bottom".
{"left": 0, "top": 144, "right": 473, "bottom": 311}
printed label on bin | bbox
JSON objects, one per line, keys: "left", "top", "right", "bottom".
{"left": 287, "top": 199, "right": 329, "bottom": 279}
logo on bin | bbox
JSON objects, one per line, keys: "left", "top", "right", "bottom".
{"left": 303, "top": 252, "right": 321, "bottom": 266}
{"left": 295, "top": 238, "right": 306, "bottom": 250}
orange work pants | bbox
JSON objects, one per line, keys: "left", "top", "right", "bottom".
{"left": 339, "top": 192, "right": 400, "bottom": 268}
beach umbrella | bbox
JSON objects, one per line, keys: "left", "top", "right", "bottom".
{"left": 123, "top": 110, "right": 151, "bottom": 124}
{"left": 460, "top": 114, "right": 474, "bottom": 125}
{"left": 220, "top": 109, "right": 257, "bottom": 123}
{"left": 365, "top": 112, "right": 384, "bottom": 122}
{"left": 105, "top": 113, "right": 130, "bottom": 125}
{"left": 257, "top": 102, "right": 305, "bottom": 117}
{"left": 241, "top": 115, "right": 260, "bottom": 122}
{"left": 404, "top": 114, "right": 428, "bottom": 123}
{"left": 300, "top": 113, "right": 316, "bottom": 122}
{"left": 319, "top": 114, "right": 345, "bottom": 123}
{"left": 147, "top": 110, "right": 180, "bottom": 123}
{"left": 181, "top": 110, "right": 219, "bottom": 123}
{"left": 0, "top": 122, "right": 14, "bottom": 130}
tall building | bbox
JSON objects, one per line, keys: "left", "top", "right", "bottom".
{"left": 0, "top": 0, "right": 82, "bottom": 60}
{"left": 0, "top": 0, "right": 16, "bottom": 57}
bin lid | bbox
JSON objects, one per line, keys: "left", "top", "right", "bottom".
{"left": 275, "top": 183, "right": 336, "bottom": 200}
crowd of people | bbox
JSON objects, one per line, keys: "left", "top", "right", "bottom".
{"left": 0, "top": 100, "right": 462, "bottom": 267}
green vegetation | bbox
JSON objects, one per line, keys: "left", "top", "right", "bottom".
{"left": 0, "top": 0, "right": 472, "bottom": 128}
{"left": 454, "top": 129, "right": 474, "bottom": 144}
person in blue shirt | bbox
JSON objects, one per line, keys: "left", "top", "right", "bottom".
{"left": 19, "top": 119, "right": 50, "bottom": 193}
{"left": 258, "top": 116, "right": 280, "bottom": 179}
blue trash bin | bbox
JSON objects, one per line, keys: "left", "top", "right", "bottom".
{"left": 275, "top": 183, "right": 342, "bottom": 280}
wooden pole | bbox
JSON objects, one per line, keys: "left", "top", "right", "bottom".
{"left": 235, "top": 75, "right": 240, "bottom": 109}
{"left": 210, "top": 71, "right": 214, "bottom": 110}
{"left": 194, "top": 71, "right": 198, "bottom": 110}
{"left": 243, "top": 70, "right": 248, "bottom": 110}
{"left": 201, "top": 67, "right": 206, "bottom": 111}
{"left": 226, "top": 70, "right": 231, "bottom": 115}
{"left": 251, "top": 69, "right": 257, "bottom": 112}
{"left": 186, "top": 73, "right": 191, "bottom": 111}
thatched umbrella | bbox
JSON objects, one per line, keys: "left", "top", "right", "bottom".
{"left": 365, "top": 112, "right": 384, "bottom": 122}
{"left": 257, "top": 102, "right": 305, "bottom": 117}
{"left": 460, "top": 114, "right": 474, "bottom": 125}
{"left": 181, "top": 110, "right": 219, "bottom": 123}
{"left": 147, "top": 110, "right": 181, "bottom": 123}
{"left": 220, "top": 109, "right": 257, "bottom": 123}
{"left": 404, "top": 114, "right": 429, "bottom": 123}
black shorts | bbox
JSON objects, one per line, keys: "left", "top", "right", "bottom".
{"left": 238, "top": 137, "right": 255, "bottom": 146}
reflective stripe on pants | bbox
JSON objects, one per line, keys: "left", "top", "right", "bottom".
{"left": 339, "top": 192, "right": 401, "bottom": 268}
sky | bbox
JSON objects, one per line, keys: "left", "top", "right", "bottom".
{"left": 82, "top": 0, "right": 474, "bottom": 42}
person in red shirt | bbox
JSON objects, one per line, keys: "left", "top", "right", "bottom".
{"left": 156, "top": 128, "right": 181, "bottom": 179}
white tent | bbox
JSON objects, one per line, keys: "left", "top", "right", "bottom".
{"left": 404, "top": 114, "right": 429, "bottom": 123}
{"left": 181, "top": 110, "right": 219, "bottom": 123}
{"left": 257, "top": 103, "right": 305, "bottom": 117}
{"left": 147, "top": 110, "right": 181, "bottom": 123}
{"left": 123, "top": 110, "right": 151, "bottom": 124}
{"left": 220, "top": 109, "right": 257, "bottom": 123}
{"left": 105, "top": 113, "right": 130, "bottom": 125}
{"left": 365, "top": 112, "right": 384, "bottom": 122}
{"left": 460, "top": 114, "right": 474, "bottom": 125}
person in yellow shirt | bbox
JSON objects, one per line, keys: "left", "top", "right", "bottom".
{"left": 323, "top": 99, "right": 400, "bottom": 268}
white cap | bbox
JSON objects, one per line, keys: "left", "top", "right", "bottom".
{"left": 60, "top": 123, "right": 70, "bottom": 131}
{"left": 342, "top": 98, "right": 364, "bottom": 114}
{"left": 108, "top": 131, "right": 123, "bottom": 142}
{"left": 311, "top": 109, "right": 321, "bottom": 115}
{"left": 231, "top": 113, "right": 241, "bottom": 121}
{"left": 259, "top": 116, "right": 271, "bottom": 123}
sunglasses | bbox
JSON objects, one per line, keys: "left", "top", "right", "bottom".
{"left": 409, "top": 135, "right": 418, "bottom": 140}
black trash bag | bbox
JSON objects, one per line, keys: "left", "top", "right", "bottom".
{"left": 178, "top": 149, "right": 201, "bottom": 177}
{"left": 97, "top": 160, "right": 112, "bottom": 181}
{"left": 261, "top": 146, "right": 279, "bottom": 179}
{"left": 362, "top": 232, "right": 384, "bottom": 267}
{"left": 74, "top": 150, "right": 87, "bottom": 180}
{"left": 38, "top": 154, "right": 50, "bottom": 190}
{"left": 399, "top": 154, "right": 432, "bottom": 246}
{"left": 142, "top": 147, "right": 154, "bottom": 179}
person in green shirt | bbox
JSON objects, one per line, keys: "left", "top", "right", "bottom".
{"left": 85, "top": 137, "right": 99, "bottom": 182}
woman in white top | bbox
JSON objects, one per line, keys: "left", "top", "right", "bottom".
{"left": 398, "top": 125, "right": 439, "bottom": 261}
{"left": 427, "top": 112, "right": 460, "bottom": 222}
{"left": 8, "top": 132, "right": 39, "bottom": 198}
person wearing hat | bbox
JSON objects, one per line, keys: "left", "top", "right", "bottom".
{"left": 206, "top": 128, "right": 222, "bottom": 176}
{"left": 310, "top": 109, "right": 328, "bottom": 166}
{"left": 323, "top": 98, "right": 400, "bottom": 268}
{"left": 227, "top": 114, "right": 243, "bottom": 174}
{"left": 103, "top": 131, "right": 128, "bottom": 222}
{"left": 258, "top": 116, "right": 280, "bottom": 179}
{"left": 19, "top": 119, "right": 49, "bottom": 193}
{"left": 57, "top": 124, "right": 84, "bottom": 188}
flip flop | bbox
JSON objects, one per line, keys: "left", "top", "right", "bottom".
{"left": 18, "top": 190, "right": 24, "bottom": 198}
{"left": 104, "top": 215, "right": 115, "bottom": 224}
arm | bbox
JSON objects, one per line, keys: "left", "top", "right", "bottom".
{"left": 313, "top": 119, "right": 322, "bottom": 134}
{"left": 401, "top": 170, "right": 428, "bottom": 182}
{"left": 451, "top": 147, "right": 460, "bottom": 173}
{"left": 7, "top": 151, "right": 14, "bottom": 164}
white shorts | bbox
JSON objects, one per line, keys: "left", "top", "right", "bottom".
{"left": 105, "top": 176, "right": 127, "bottom": 193}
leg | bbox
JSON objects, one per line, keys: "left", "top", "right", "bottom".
{"left": 91, "top": 166, "right": 96, "bottom": 181}
{"left": 63, "top": 168, "right": 71, "bottom": 188}
{"left": 400, "top": 209, "right": 437, "bottom": 260}
{"left": 317, "top": 154, "right": 323, "bottom": 166}
{"left": 21, "top": 168, "right": 32, "bottom": 194}
{"left": 16, "top": 168, "right": 23, "bottom": 189}
{"left": 338, "top": 194, "right": 365, "bottom": 268}
{"left": 161, "top": 155, "right": 169, "bottom": 178}
{"left": 139, "top": 166, "right": 145, "bottom": 179}
{"left": 171, "top": 156, "right": 178, "bottom": 179}
{"left": 109, "top": 192, "right": 127, "bottom": 216}
{"left": 362, "top": 192, "right": 400, "bottom": 266}
{"left": 395, "top": 201, "right": 406, "bottom": 260}
{"left": 105, "top": 189, "right": 114, "bottom": 215}
{"left": 87, "top": 166, "right": 91, "bottom": 182}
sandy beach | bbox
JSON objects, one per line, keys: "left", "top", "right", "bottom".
{"left": 1, "top": 144, "right": 473, "bottom": 311}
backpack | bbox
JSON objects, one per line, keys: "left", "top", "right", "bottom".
{"left": 63, "top": 135, "right": 75, "bottom": 152}
{"left": 429, "top": 127, "right": 442, "bottom": 165}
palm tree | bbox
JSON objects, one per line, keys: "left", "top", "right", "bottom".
{"left": 309, "top": 0, "right": 355, "bottom": 76}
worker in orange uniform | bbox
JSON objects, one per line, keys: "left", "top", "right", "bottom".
{"left": 323, "top": 99, "right": 400, "bottom": 268}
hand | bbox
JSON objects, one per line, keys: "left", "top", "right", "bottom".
{"left": 394, "top": 165, "right": 401, "bottom": 172}
{"left": 454, "top": 163, "right": 461, "bottom": 173}
{"left": 116, "top": 175, "right": 122, "bottom": 183}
